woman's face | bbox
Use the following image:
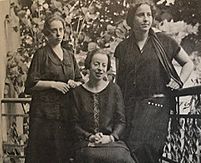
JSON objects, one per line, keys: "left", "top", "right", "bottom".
{"left": 133, "top": 4, "right": 153, "bottom": 33}
{"left": 47, "top": 20, "right": 64, "bottom": 45}
{"left": 89, "top": 53, "right": 108, "bottom": 81}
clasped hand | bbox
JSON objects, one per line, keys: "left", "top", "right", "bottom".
{"left": 52, "top": 80, "right": 82, "bottom": 94}
{"left": 88, "top": 132, "right": 112, "bottom": 147}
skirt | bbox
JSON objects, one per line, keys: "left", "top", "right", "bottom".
{"left": 126, "top": 96, "right": 174, "bottom": 163}
{"left": 75, "top": 141, "right": 136, "bottom": 163}
{"left": 25, "top": 117, "right": 74, "bottom": 163}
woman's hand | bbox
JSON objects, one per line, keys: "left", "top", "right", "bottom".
{"left": 95, "top": 134, "right": 114, "bottom": 144}
{"left": 51, "top": 81, "right": 70, "bottom": 94}
{"left": 68, "top": 80, "right": 82, "bottom": 88}
{"left": 88, "top": 133, "right": 114, "bottom": 146}
{"left": 88, "top": 133, "right": 102, "bottom": 147}
{"left": 89, "top": 134, "right": 100, "bottom": 143}
{"left": 166, "top": 78, "right": 180, "bottom": 90}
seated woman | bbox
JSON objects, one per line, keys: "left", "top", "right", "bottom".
{"left": 71, "top": 49, "right": 136, "bottom": 163}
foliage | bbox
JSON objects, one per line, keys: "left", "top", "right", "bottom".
{"left": 5, "top": 0, "right": 132, "bottom": 96}
{"left": 4, "top": 0, "right": 201, "bottom": 95}
{"left": 157, "top": 19, "right": 199, "bottom": 44}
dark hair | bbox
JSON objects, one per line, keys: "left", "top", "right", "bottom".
{"left": 84, "top": 49, "right": 111, "bottom": 71}
{"left": 43, "top": 14, "right": 67, "bottom": 36}
{"left": 126, "top": 0, "right": 157, "bottom": 28}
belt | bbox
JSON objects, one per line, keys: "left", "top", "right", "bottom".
{"left": 152, "top": 93, "right": 166, "bottom": 98}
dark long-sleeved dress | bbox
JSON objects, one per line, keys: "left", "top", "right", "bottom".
{"left": 72, "top": 82, "right": 135, "bottom": 163}
{"left": 25, "top": 45, "right": 82, "bottom": 163}
{"left": 114, "top": 30, "right": 180, "bottom": 163}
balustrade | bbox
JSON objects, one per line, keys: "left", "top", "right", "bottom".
{"left": 0, "top": 86, "right": 201, "bottom": 163}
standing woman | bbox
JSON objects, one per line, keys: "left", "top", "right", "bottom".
{"left": 114, "top": 0, "right": 194, "bottom": 163}
{"left": 25, "top": 14, "right": 82, "bottom": 163}
{"left": 72, "top": 49, "right": 136, "bottom": 163}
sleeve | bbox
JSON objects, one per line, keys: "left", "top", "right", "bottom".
{"left": 114, "top": 43, "right": 121, "bottom": 85}
{"left": 167, "top": 36, "right": 181, "bottom": 60}
{"left": 114, "top": 43, "right": 121, "bottom": 59}
{"left": 111, "top": 84, "right": 126, "bottom": 140}
{"left": 158, "top": 33, "right": 181, "bottom": 60}
{"left": 114, "top": 43, "right": 126, "bottom": 94}
{"left": 71, "top": 91, "right": 92, "bottom": 140}
{"left": 24, "top": 50, "right": 43, "bottom": 94}
{"left": 72, "top": 54, "right": 84, "bottom": 83}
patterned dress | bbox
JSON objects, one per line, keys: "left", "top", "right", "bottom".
{"left": 25, "top": 45, "right": 82, "bottom": 163}
{"left": 72, "top": 82, "right": 136, "bottom": 163}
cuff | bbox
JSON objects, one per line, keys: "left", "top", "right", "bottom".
{"left": 111, "top": 133, "right": 119, "bottom": 141}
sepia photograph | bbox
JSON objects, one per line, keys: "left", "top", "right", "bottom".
{"left": 0, "top": 0, "right": 200, "bottom": 162}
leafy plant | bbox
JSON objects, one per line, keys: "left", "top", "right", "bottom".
{"left": 5, "top": 0, "right": 132, "bottom": 96}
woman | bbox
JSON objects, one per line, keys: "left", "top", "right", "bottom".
{"left": 114, "top": 1, "right": 194, "bottom": 163}
{"left": 71, "top": 49, "right": 136, "bottom": 163}
{"left": 25, "top": 14, "right": 82, "bottom": 163}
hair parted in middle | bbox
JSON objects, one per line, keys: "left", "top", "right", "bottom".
{"left": 42, "top": 13, "right": 67, "bottom": 37}
{"left": 84, "top": 49, "right": 111, "bottom": 71}
{"left": 126, "top": 0, "right": 157, "bottom": 28}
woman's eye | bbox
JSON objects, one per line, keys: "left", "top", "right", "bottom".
{"left": 147, "top": 13, "right": 152, "bottom": 17}
{"left": 137, "top": 13, "right": 144, "bottom": 17}
{"left": 102, "top": 64, "right": 106, "bottom": 67}
{"left": 51, "top": 29, "right": 57, "bottom": 33}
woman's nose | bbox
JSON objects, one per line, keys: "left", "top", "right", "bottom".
{"left": 143, "top": 14, "right": 150, "bottom": 21}
{"left": 56, "top": 30, "right": 61, "bottom": 36}
{"left": 57, "top": 32, "right": 60, "bottom": 37}
{"left": 144, "top": 16, "right": 148, "bottom": 21}
{"left": 98, "top": 65, "right": 103, "bottom": 70}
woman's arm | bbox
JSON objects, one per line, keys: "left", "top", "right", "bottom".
{"left": 175, "top": 48, "right": 194, "bottom": 83}
{"left": 25, "top": 49, "right": 81, "bottom": 94}
{"left": 111, "top": 84, "right": 126, "bottom": 140}
{"left": 115, "top": 58, "right": 119, "bottom": 83}
{"left": 71, "top": 92, "right": 93, "bottom": 140}
{"left": 31, "top": 80, "right": 70, "bottom": 94}
{"left": 167, "top": 47, "right": 194, "bottom": 89}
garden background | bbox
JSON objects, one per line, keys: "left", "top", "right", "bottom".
{"left": 1, "top": 0, "right": 201, "bottom": 162}
{"left": 4, "top": 0, "right": 201, "bottom": 97}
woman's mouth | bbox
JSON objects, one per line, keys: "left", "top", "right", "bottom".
{"left": 142, "top": 23, "right": 150, "bottom": 27}
{"left": 57, "top": 38, "right": 62, "bottom": 41}
{"left": 141, "top": 24, "right": 149, "bottom": 27}
{"left": 95, "top": 72, "right": 103, "bottom": 77}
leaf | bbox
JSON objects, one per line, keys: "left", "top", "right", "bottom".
{"left": 38, "top": 0, "right": 45, "bottom": 5}
{"left": 81, "top": 7, "right": 88, "bottom": 15}
{"left": 115, "top": 28, "right": 125, "bottom": 39}
{"left": 107, "top": 24, "right": 116, "bottom": 34}
{"left": 88, "top": 42, "right": 98, "bottom": 51}
{"left": 65, "top": 16, "right": 72, "bottom": 24}
{"left": 51, "top": 0, "right": 62, "bottom": 9}
{"left": 103, "top": 32, "right": 112, "bottom": 43}
{"left": 31, "top": 2, "right": 38, "bottom": 14}
{"left": 16, "top": 10, "right": 26, "bottom": 19}
{"left": 32, "top": 18, "right": 42, "bottom": 25}
{"left": 43, "top": 3, "right": 49, "bottom": 9}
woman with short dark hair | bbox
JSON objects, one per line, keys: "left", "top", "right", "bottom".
{"left": 72, "top": 49, "right": 136, "bottom": 163}
{"left": 25, "top": 14, "right": 83, "bottom": 163}
{"left": 114, "top": 0, "right": 194, "bottom": 162}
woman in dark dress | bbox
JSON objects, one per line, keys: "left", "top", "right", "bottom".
{"left": 24, "top": 14, "right": 83, "bottom": 163}
{"left": 114, "top": 0, "right": 194, "bottom": 163}
{"left": 71, "top": 49, "right": 136, "bottom": 163}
